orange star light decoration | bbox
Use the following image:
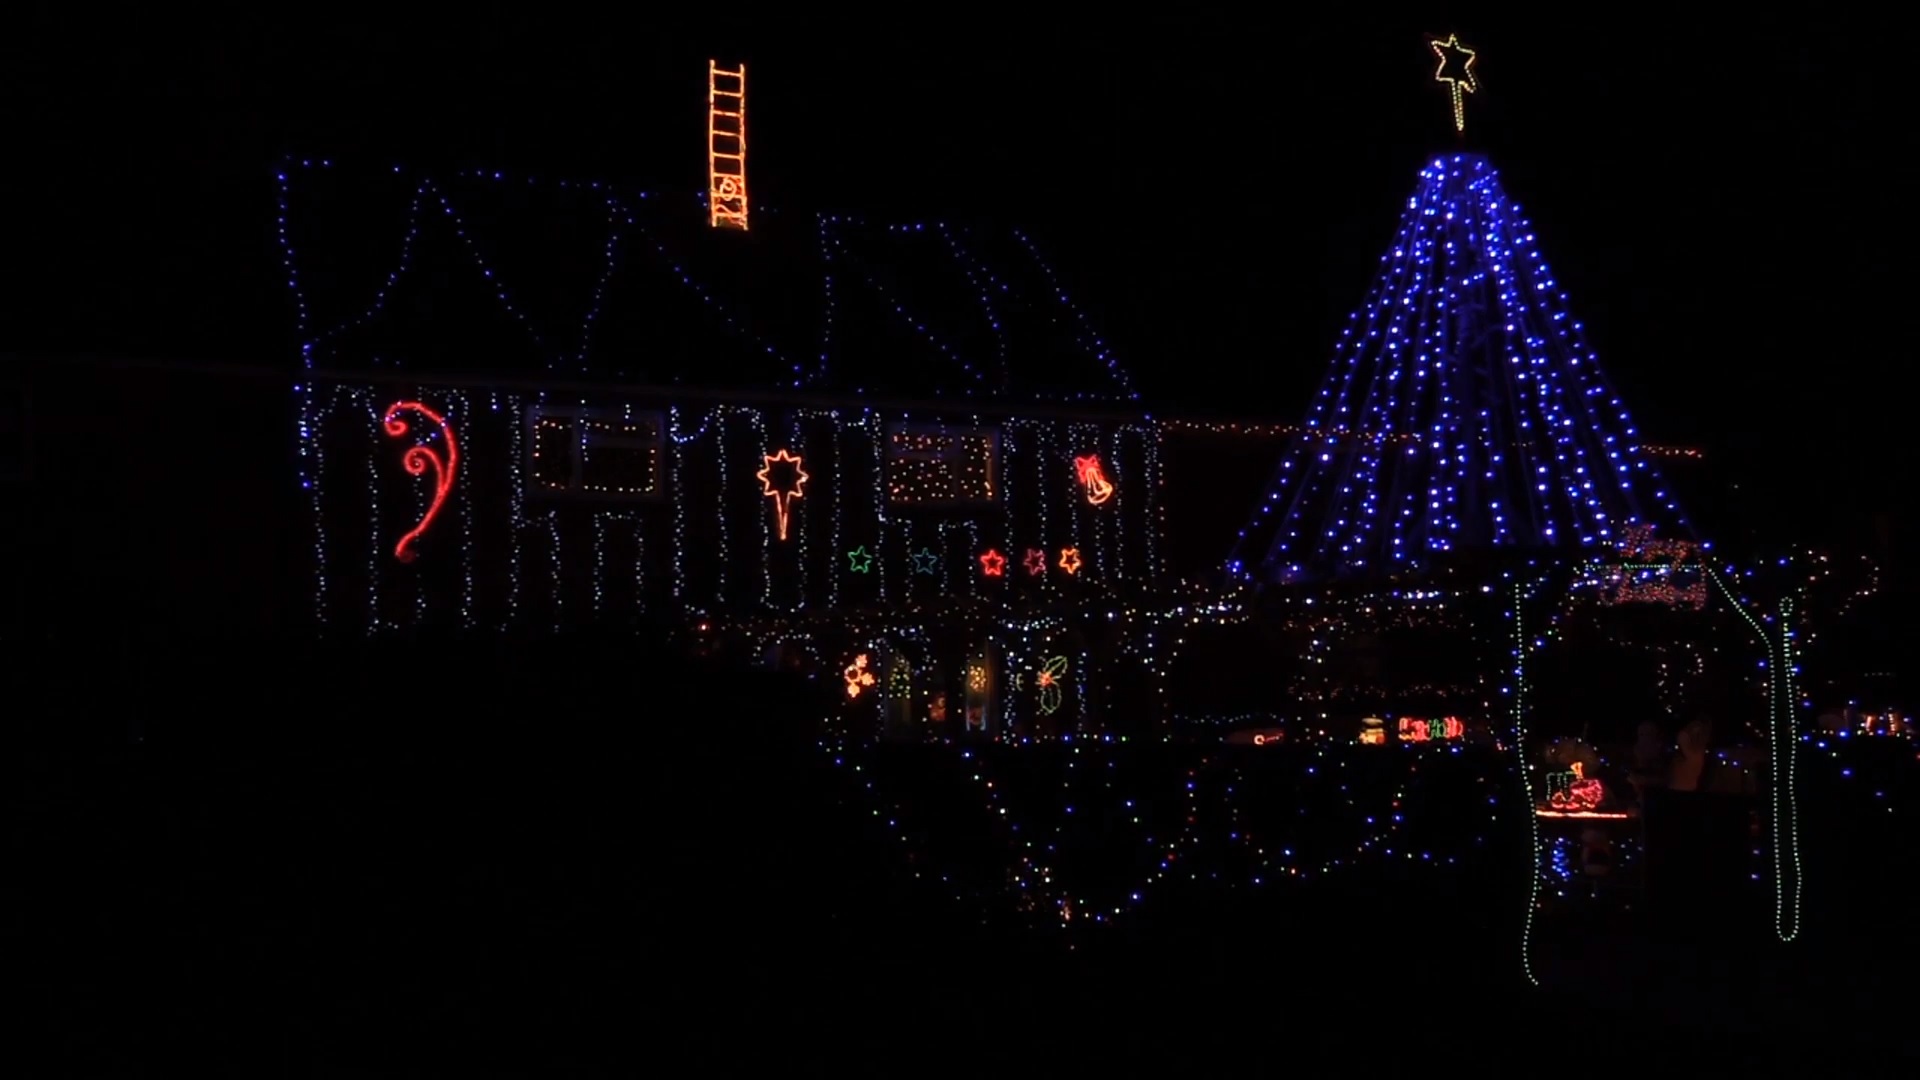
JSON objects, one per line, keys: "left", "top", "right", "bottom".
{"left": 979, "top": 548, "right": 1007, "bottom": 577}
{"left": 756, "top": 448, "right": 809, "bottom": 541}
{"left": 1057, "top": 547, "right": 1082, "bottom": 576}
{"left": 1023, "top": 548, "right": 1048, "bottom": 576}
{"left": 1430, "top": 34, "right": 1477, "bottom": 133}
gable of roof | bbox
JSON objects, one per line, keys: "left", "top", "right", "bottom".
{"left": 280, "top": 160, "right": 1138, "bottom": 405}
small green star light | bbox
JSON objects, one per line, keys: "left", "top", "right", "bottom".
{"left": 846, "top": 545, "right": 875, "bottom": 573}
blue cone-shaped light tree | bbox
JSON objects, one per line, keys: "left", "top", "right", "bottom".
{"left": 1229, "top": 153, "right": 1691, "bottom": 583}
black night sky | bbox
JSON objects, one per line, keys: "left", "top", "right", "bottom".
{"left": 9, "top": 14, "right": 1914, "bottom": 545}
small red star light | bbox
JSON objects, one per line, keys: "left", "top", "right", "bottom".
{"left": 979, "top": 548, "right": 1007, "bottom": 577}
{"left": 1023, "top": 548, "right": 1047, "bottom": 576}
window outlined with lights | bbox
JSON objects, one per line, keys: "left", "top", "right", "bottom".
{"left": 885, "top": 423, "right": 999, "bottom": 506}
{"left": 526, "top": 406, "right": 666, "bottom": 499}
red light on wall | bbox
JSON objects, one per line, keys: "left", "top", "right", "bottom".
{"left": 382, "top": 400, "right": 458, "bottom": 564}
{"left": 1073, "top": 454, "right": 1115, "bottom": 505}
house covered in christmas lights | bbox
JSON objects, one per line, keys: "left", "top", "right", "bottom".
{"left": 281, "top": 158, "right": 1255, "bottom": 737}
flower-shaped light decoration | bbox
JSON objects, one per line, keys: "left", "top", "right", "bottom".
{"left": 843, "top": 653, "right": 876, "bottom": 699}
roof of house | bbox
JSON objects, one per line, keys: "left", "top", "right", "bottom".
{"left": 280, "top": 159, "right": 1138, "bottom": 407}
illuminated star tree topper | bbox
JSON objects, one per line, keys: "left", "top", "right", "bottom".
{"left": 1430, "top": 34, "right": 1478, "bottom": 134}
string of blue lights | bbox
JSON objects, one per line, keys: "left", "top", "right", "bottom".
{"left": 1229, "top": 153, "right": 1692, "bottom": 583}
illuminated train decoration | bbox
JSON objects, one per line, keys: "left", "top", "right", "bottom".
{"left": 1536, "top": 761, "right": 1629, "bottom": 819}
{"left": 1398, "top": 716, "right": 1463, "bottom": 743}
{"left": 1358, "top": 716, "right": 1467, "bottom": 745}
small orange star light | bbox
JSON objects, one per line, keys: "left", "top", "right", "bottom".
{"left": 979, "top": 548, "right": 1008, "bottom": 577}
{"left": 756, "top": 448, "right": 809, "bottom": 541}
{"left": 843, "top": 654, "right": 876, "bottom": 699}
{"left": 1057, "top": 547, "right": 1082, "bottom": 576}
{"left": 1429, "top": 34, "right": 1478, "bottom": 133}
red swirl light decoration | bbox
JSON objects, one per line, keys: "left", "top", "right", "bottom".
{"left": 382, "top": 400, "right": 459, "bottom": 564}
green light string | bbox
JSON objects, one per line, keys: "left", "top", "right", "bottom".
{"left": 1706, "top": 565, "right": 1804, "bottom": 943}
{"left": 1511, "top": 578, "right": 1542, "bottom": 987}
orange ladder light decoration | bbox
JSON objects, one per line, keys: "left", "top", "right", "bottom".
{"left": 707, "top": 60, "right": 748, "bottom": 230}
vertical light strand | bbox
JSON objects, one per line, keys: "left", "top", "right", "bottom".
{"left": 1068, "top": 424, "right": 1086, "bottom": 579}
{"left": 754, "top": 407, "right": 772, "bottom": 608}
{"left": 1143, "top": 426, "right": 1162, "bottom": 583}
{"left": 716, "top": 407, "right": 731, "bottom": 606}
{"left": 1107, "top": 427, "right": 1125, "bottom": 582}
{"left": 1707, "top": 565, "right": 1804, "bottom": 943}
{"left": 956, "top": 518, "right": 975, "bottom": 595}
{"left": 276, "top": 164, "right": 322, "bottom": 628}
{"left": 998, "top": 422, "right": 1017, "bottom": 585}
{"left": 669, "top": 406, "right": 687, "bottom": 605}
{"left": 458, "top": 390, "right": 476, "bottom": 629}
{"left": 869, "top": 410, "right": 888, "bottom": 604}
{"left": 811, "top": 216, "right": 835, "bottom": 387}
{"left": 790, "top": 412, "right": 809, "bottom": 609}
{"left": 592, "top": 514, "right": 609, "bottom": 614}
{"left": 546, "top": 511, "right": 562, "bottom": 634}
{"left": 1510, "top": 578, "right": 1542, "bottom": 987}
{"left": 902, "top": 518, "right": 919, "bottom": 602}
{"left": 504, "top": 393, "right": 526, "bottom": 630}
{"left": 827, "top": 412, "right": 842, "bottom": 608}
{"left": 365, "top": 390, "right": 382, "bottom": 636}
{"left": 1778, "top": 595, "right": 1804, "bottom": 942}
{"left": 1033, "top": 422, "right": 1051, "bottom": 594}
{"left": 309, "top": 382, "right": 333, "bottom": 628}
{"left": 413, "top": 403, "right": 428, "bottom": 627}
